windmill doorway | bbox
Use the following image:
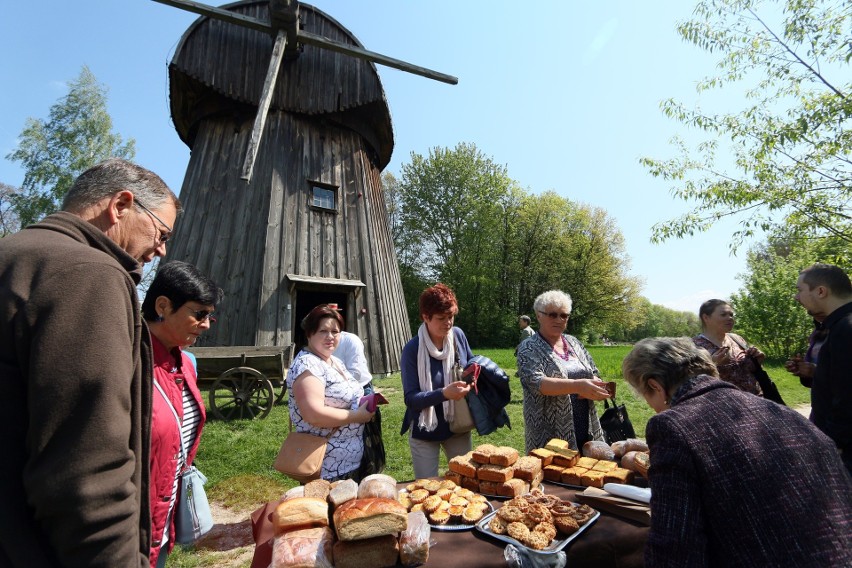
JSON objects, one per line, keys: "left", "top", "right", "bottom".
{"left": 286, "top": 274, "right": 366, "bottom": 352}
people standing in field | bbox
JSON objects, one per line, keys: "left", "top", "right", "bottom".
{"left": 516, "top": 290, "right": 610, "bottom": 453}
{"left": 692, "top": 299, "right": 767, "bottom": 396}
{"left": 794, "top": 263, "right": 852, "bottom": 475}
{"left": 400, "top": 283, "right": 474, "bottom": 479}
{"left": 142, "top": 261, "right": 222, "bottom": 567}
{"left": 515, "top": 314, "right": 535, "bottom": 357}
{"left": 0, "top": 158, "right": 179, "bottom": 567}
{"left": 622, "top": 337, "right": 851, "bottom": 567}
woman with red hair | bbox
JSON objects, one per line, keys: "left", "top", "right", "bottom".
{"left": 400, "top": 284, "right": 473, "bottom": 478}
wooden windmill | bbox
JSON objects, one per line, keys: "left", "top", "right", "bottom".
{"left": 152, "top": 0, "right": 456, "bottom": 376}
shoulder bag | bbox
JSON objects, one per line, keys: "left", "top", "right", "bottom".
{"left": 727, "top": 334, "right": 786, "bottom": 406}
{"left": 599, "top": 393, "right": 636, "bottom": 444}
{"left": 274, "top": 423, "right": 337, "bottom": 484}
{"left": 153, "top": 379, "right": 214, "bottom": 544}
{"left": 448, "top": 345, "right": 476, "bottom": 434}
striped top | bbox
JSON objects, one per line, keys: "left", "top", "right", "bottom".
{"left": 161, "top": 384, "right": 202, "bottom": 546}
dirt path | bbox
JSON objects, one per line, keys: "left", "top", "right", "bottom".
{"left": 190, "top": 502, "right": 257, "bottom": 567}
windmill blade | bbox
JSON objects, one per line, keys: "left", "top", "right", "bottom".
{"left": 298, "top": 30, "right": 458, "bottom": 85}
{"left": 151, "top": 0, "right": 458, "bottom": 85}
{"left": 151, "top": 0, "right": 272, "bottom": 33}
{"left": 242, "top": 30, "right": 288, "bottom": 182}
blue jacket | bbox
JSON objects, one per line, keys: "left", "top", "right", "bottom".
{"left": 466, "top": 355, "right": 512, "bottom": 436}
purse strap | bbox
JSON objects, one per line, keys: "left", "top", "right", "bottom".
{"left": 726, "top": 333, "right": 762, "bottom": 368}
{"left": 153, "top": 378, "right": 188, "bottom": 465}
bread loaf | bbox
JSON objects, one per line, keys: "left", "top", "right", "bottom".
{"left": 357, "top": 475, "right": 398, "bottom": 500}
{"left": 611, "top": 438, "right": 649, "bottom": 458}
{"left": 552, "top": 452, "right": 579, "bottom": 468}
{"left": 498, "top": 478, "right": 529, "bottom": 498}
{"left": 489, "top": 446, "right": 519, "bottom": 467}
{"left": 530, "top": 468, "right": 544, "bottom": 490}
{"left": 333, "top": 498, "right": 408, "bottom": 541}
{"left": 512, "top": 456, "right": 542, "bottom": 481}
{"left": 603, "top": 467, "right": 634, "bottom": 485}
{"left": 448, "top": 452, "right": 479, "bottom": 478}
{"left": 328, "top": 479, "right": 358, "bottom": 508}
{"left": 399, "top": 511, "right": 430, "bottom": 567}
{"left": 478, "top": 480, "right": 501, "bottom": 495}
{"left": 582, "top": 440, "right": 616, "bottom": 461}
{"left": 528, "top": 448, "right": 556, "bottom": 467}
{"left": 559, "top": 467, "right": 587, "bottom": 486}
{"left": 304, "top": 479, "right": 331, "bottom": 500}
{"left": 273, "top": 497, "right": 329, "bottom": 534}
{"left": 476, "top": 463, "right": 513, "bottom": 483}
{"left": 543, "top": 465, "right": 565, "bottom": 482}
{"left": 444, "top": 471, "right": 463, "bottom": 486}
{"left": 471, "top": 444, "right": 497, "bottom": 464}
{"left": 544, "top": 438, "right": 574, "bottom": 457}
{"left": 271, "top": 526, "right": 334, "bottom": 568}
{"left": 460, "top": 475, "right": 480, "bottom": 492}
{"left": 332, "top": 534, "right": 399, "bottom": 568}
{"left": 621, "top": 451, "right": 650, "bottom": 477}
{"left": 283, "top": 485, "right": 305, "bottom": 501}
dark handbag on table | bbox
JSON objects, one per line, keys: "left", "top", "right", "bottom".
{"left": 599, "top": 394, "right": 636, "bottom": 444}
{"left": 153, "top": 378, "right": 214, "bottom": 544}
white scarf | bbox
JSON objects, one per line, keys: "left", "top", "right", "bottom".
{"left": 416, "top": 323, "right": 456, "bottom": 432}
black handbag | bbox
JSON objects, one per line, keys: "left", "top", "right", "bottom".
{"left": 599, "top": 394, "right": 636, "bottom": 444}
{"left": 751, "top": 359, "right": 786, "bottom": 406}
{"left": 355, "top": 406, "right": 386, "bottom": 481}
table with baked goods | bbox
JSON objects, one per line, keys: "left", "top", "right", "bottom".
{"left": 409, "top": 481, "right": 648, "bottom": 568}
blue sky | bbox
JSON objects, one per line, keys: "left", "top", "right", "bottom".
{"left": 0, "top": 0, "right": 763, "bottom": 313}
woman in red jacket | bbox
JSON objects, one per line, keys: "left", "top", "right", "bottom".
{"left": 142, "top": 261, "right": 223, "bottom": 567}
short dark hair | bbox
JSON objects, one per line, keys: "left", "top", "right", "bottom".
{"left": 698, "top": 299, "right": 730, "bottom": 329}
{"left": 800, "top": 263, "right": 852, "bottom": 296}
{"left": 141, "top": 261, "right": 223, "bottom": 321}
{"left": 419, "top": 283, "right": 458, "bottom": 319}
{"left": 301, "top": 304, "right": 345, "bottom": 336}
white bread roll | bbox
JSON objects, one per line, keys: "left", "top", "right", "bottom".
{"left": 328, "top": 479, "right": 358, "bottom": 508}
{"left": 357, "top": 476, "right": 398, "bottom": 500}
{"left": 273, "top": 497, "right": 329, "bottom": 534}
{"left": 333, "top": 497, "right": 408, "bottom": 541}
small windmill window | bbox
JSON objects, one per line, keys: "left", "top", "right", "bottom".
{"left": 310, "top": 183, "right": 337, "bottom": 211}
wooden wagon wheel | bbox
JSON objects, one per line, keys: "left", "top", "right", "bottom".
{"left": 209, "top": 366, "right": 275, "bottom": 420}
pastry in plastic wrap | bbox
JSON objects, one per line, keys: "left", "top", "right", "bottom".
{"left": 399, "top": 511, "right": 430, "bottom": 566}
{"left": 271, "top": 526, "right": 334, "bottom": 568}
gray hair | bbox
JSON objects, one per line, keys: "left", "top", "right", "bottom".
{"left": 622, "top": 337, "right": 718, "bottom": 396}
{"left": 519, "top": 315, "right": 531, "bottom": 324}
{"left": 62, "top": 158, "right": 180, "bottom": 214}
{"left": 533, "top": 290, "right": 572, "bottom": 315}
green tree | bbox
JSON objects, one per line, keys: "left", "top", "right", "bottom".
{"left": 642, "top": 0, "right": 851, "bottom": 250}
{"left": 6, "top": 65, "right": 135, "bottom": 227}
{"left": 0, "top": 182, "right": 20, "bottom": 237}
{"left": 731, "top": 232, "right": 849, "bottom": 358}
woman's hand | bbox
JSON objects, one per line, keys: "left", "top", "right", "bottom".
{"left": 349, "top": 401, "right": 376, "bottom": 424}
{"left": 746, "top": 346, "right": 765, "bottom": 364}
{"left": 711, "top": 346, "right": 732, "bottom": 366}
{"left": 573, "top": 378, "right": 611, "bottom": 401}
{"left": 442, "top": 381, "right": 471, "bottom": 401}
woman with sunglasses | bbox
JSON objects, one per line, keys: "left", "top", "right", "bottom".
{"left": 141, "top": 261, "right": 223, "bottom": 568}
{"left": 517, "top": 290, "right": 610, "bottom": 453}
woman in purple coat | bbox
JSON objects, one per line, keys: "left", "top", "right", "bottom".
{"left": 622, "top": 337, "right": 851, "bottom": 568}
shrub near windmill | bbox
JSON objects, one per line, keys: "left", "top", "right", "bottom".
{"left": 152, "top": 0, "right": 457, "bottom": 374}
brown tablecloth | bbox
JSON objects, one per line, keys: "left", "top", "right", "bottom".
{"left": 250, "top": 481, "right": 648, "bottom": 568}
{"left": 425, "top": 482, "right": 647, "bottom": 568}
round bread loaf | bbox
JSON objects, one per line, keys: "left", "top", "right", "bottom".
{"left": 272, "top": 497, "right": 329, "bottom": 534}
{"left": 333, "top": 497, "right": 408, "bottom": 541}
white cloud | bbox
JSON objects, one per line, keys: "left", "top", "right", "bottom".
{"left": 657, "top": 289, "right": 729, "bottom": 313}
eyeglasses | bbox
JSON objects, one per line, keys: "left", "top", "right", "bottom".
{"left": 185, "top": 306, "right": 216, "bottom": 323}
{"left": 538, "top": 310, "right": 570, "bottom": 321}
{"left": 135, "top": 199, "right": 172, "bottom": 244}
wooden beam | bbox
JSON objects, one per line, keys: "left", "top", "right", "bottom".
{"left": 150, "top": 0, "right": 272, "bottom": 34}
{"left": 241, "top": 29, "right": 288, "bottom": 182}
{"left": 297, "top": 29, "right": 458, "bottom": 85}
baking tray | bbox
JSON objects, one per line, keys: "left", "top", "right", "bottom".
{"left": 400, "top": 490, "right": 494, "bottom": 531}
{"left": 475, "top": 507, "right": 600, "bottom": 554}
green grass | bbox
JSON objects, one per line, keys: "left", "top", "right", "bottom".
{"left": 168, "top": 347, "right": 811, "bottom": 566}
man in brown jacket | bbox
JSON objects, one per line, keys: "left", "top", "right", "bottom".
{"left": 0, "top": 159, "right": 180, "bottom": 567}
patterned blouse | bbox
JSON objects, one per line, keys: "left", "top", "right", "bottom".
{"left": 287, "top": 349, "right": 365, "bottom": 480}
{"left": 692, "top": 333, "right": 762, "bottom": 396}
{"left": 517, "top": 333, "right": 604, "bottom": 453}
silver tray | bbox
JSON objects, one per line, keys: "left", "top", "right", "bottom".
{"left": 474, "top": 507, "right": 600, "bottom": 554}
{"left": 400, "top": 490, "right": 494, "bottom": 531}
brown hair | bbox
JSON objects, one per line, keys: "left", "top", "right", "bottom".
{"left": 800, "top": 263, "right": 852, "bottom": 296}
{"left": 419, "top": 283, "right": 458, "bottom": 319}
{"left": 698, "top": 299, "right": 730, "bottom": 330}
{"left": 301, "top": 304, "right": 345, "bottom": 336}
